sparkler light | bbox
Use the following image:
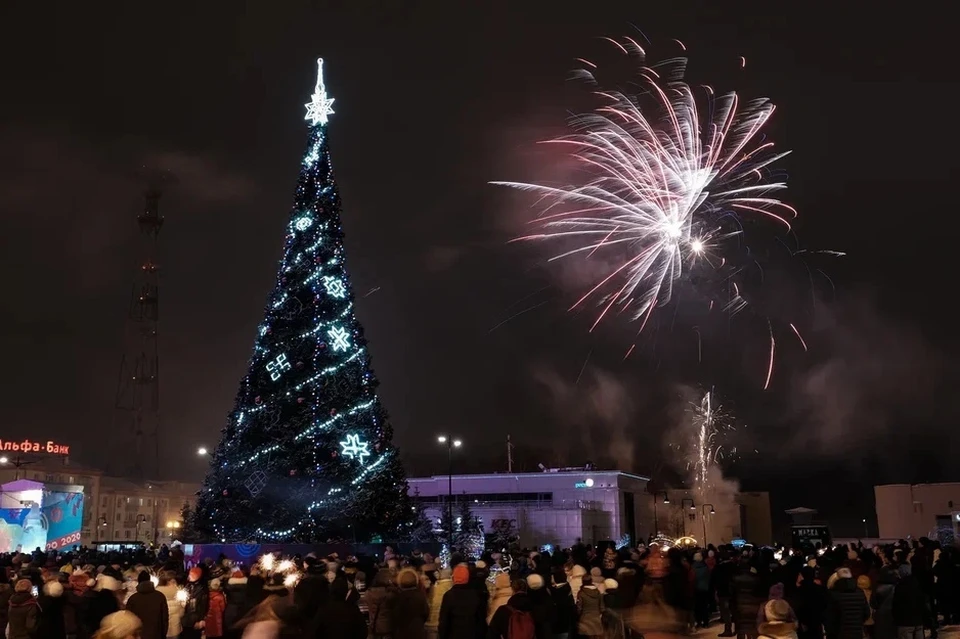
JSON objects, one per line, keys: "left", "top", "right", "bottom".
{"left": 495, "top": 37, "right": 800, "bottom": 380}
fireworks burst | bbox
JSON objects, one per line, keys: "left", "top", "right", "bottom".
{"left": 689, "top": 388, "right": 736, "bottom": 493}
{"left": 495, "top": 37, "right": 817, "bottom": 385}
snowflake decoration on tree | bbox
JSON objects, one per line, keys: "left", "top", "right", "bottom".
{"left": 304, "top": 58, "right": 335, "bottom": 126}
{"left": 327, "top": 325, "right": 351, "bottom": 352}
{"left": 339, "top": 434, "right": 370, "bottom": 464}
{"left": 293, "top": 216, "right": 313, "bottom": 231}
{"left": 245, "top": 470, "right": 268, "bottom": 497}
{"left": 323, "top": 276, "right": 346, "bottom": 299}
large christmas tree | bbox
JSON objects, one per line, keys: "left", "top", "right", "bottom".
{"left": 194, "top": 59, "right": 412, "bottom": 543}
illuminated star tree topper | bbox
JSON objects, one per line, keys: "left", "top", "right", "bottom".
{"left": 304, "top": 58, "right": 336, "bottom": 126}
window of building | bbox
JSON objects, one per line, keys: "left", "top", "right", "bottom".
{"left": 147, "top": 499, "right": 152, "bottom": 507}
{"left": 139, "top": 498, "right": 143, "bottom": 506}
{"left": 45, "top": 474, "right": 55, "bottom": 482}
{"left": 117, "top": 498, "right": 122, "bottom": 506}
{"left": 124, "top": 530, "right": 130, "bottom": 539}
{"left": 126, "top": 497, "right": 131, "bottom": 504}
{"left": 116, "top": 513, "right": 121, "bottom": 521}
{"left": 101, "top": 497, "right": 107, "bottom": 507}
{"left": 69, "top": 476, "right": 74, "bottom": 484}
{"left": 145, "top": 515, "right": 151, "bottom": 522}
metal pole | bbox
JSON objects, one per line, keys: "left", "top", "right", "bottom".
{"left": 448, "top": 441, "right": 453, "bottom": 552}
{"left": 653, "top": 497, "right": 658, "bottom": 536}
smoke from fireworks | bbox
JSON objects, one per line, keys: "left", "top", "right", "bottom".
{"left": 495, "top": 37, "right": 807, "bottom": 383}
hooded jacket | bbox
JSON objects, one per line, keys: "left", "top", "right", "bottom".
{"left": 426, "top": 576, "right": 452, "bottom": 630}
{"left": 37, "top": 581, "right": 66, "bottom": 639}
{"left": 7, "top": 591, "right": 39, "bottom": 639}
{"left": 487, "top": 591, "right": 536, "bottom": 639}
{"left": 486, "top": 573, "right": 513, "bottom": 624}
{"left": 125, "top": 581, "right": 169, "bottom": 639}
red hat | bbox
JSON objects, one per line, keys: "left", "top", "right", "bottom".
{"left": 452, "top": 564, "right": 470, "bottom": 585}
{"left": 188, "top": 567, "right": 203, "bottom": 582}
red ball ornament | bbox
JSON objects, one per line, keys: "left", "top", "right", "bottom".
{"left": 329, "top": 408, "right": 336, "bottom": 416}
{"left": 319, "top": 342, "right": 326, "bottom": 349}
{"left": 266, "top": 327, "right": 272, "bottom": 334}
{"left": 222, "top": 490, "right": 229, "bottom": 496}
{"left": 254, "top": 396, "right": 262, "bottom": 405}
{"left": 297, "top": 397, "right": 305, "bottom": 404}
{"left": 331, "top": 451, "right": 338, "bottom": 458}
{"left": 289, "top": 469, "right": 297, "bottom": 476}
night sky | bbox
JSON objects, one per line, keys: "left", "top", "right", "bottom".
{"left": 2, "top": 2, "right": 956, "bottom": 537}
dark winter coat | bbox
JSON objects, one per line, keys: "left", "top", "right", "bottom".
{"left": 125, "top": 581, "right": 170, "bottom": 639}
{"left": 693, "top": 561, "right": 712, "bottom": 593}
{"left": 7, "top": 592, "right": 39, "bottom": 639}
{"left": 891, "top": 575, "right": 931, "bottom": 629}
{"left": 223, "top": 577, "right": 250, "bottom": 631}
{"left": 84, "top": 589, "right": 119, "bottom": 634}
{"left": 732, "top": 568, "right": 765, "bottom": 628}
{"left": 791, "top": 581, "right": 828, "bottom": 639}
{"left": 390, "top": 585, "right": 429, "bottom": 639}
{"left": 826, "top": 578, "right": 869, "bottom": 639}
{"left": 872, "top": 584, "right": 896, "bottom": 639}
{"left": 293, "top": 571, "right": 329, "bottom": 624}
{"left": 310, "top": 597, "right": 367, "bottom": 639}
{"left": 549, "top": 582, "right": 576, "bottom": 636}
{"left": 64, "top": 588, "right": 92, "bottom": 639}
{"left": 576, "top": 586, "right": 605, "bottom": 637}
{"left": 487, "top": 592, "right": 537, "bottom": 639}
{"left": 437, "top": 584, "right": 486, "bottom": 639}
{"left": 365, "top": 585, "right": 396, "bottom": 637}
{"left": 526, "top": 587, "right": 556, "bottom": 639}
{"left": 0, "top": 584, "right": 13, "bottom": 637}
{"left": 182, "top": 582, "right": 210, "bottom": 630}
{"left": 36, "top": 583, "right": 66, "bottom": 639}
{"left": 244, "top": 575, "right": 266, "bottom": 608}
{"left": 713, "top": 560, "right": 737, "bottom": 598}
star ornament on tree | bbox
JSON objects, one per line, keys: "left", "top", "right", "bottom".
{"left": 304, "top": 58, "right": 335, "bottom": 126}
{"left": 327, "top": 325, "right": 351, "bottom": 352}
{"left": 339, "top": 434, "right": 370, "bottom": 464}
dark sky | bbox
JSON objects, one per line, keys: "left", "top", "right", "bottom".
{"left": 2, "top": 2, "right": 956, "bottom": 537}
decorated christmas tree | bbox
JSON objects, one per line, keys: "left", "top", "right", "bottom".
{"left": 194, "top": 59, "right": 412, "bottom": 542}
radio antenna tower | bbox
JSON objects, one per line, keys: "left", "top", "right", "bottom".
{"left": 113, "top": 174, "right": 169, "bottom": 479}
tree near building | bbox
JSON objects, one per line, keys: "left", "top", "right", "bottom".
{"left": 193, "top": 58, "right": 411, "bottom": 542}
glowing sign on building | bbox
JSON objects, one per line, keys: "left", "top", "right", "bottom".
{"left": 0, "top": 440, "right": 71, "bottom": 455}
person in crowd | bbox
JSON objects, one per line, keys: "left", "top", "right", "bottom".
{"left": 733, "top": 559, "right": 764, "bottom": 639}
{"left": 426, "top": 568, "right": 453, "bottom": 639}
{"left": 224, "top": 569, "right": 249, "bottom": 639}
{"left": 826, "top": 568, "right": 870, "bottom": 639}
{"left": 438, "top": 564, "right": 486, "bottom": 639}
{"left": 155, "top": 571, "right": 183, "bottom": 639}
{"left": 549, "top": 567, "right": 576, "bottom": 639}
{"left": 391, "top": 568, "right": 430, "bottom": 639}
{"left": 93, "top": 611, "right": 141, "bottom": 639}
{"left": 525, "top": 573, "right": 556, "bottom": 639}
{"left": 8, "top": 579, "right": 40, "bottom": 639}
{"left": 205, "top": 579, "right": 226, "bottom": 639}
{"left": 310, "top": 577, "right": 366, "bottom": 639}
{"left": 792, "top": 566, "right": 827, "bottom": 639}
{"left": 891, "top": 563, "right": 932, "bottom": 639}
{"left": 487, "top": 572, "right": 514, "bottom": 625}
{"left": 693, "top": 552, "right": 712, "bottom": 629}
{"left": 487, "top": 578, "right": 536, "bottom": 639}
{"left": 758, "top": 599, "right": 799, "bottom": 639}
{"left": 37, "top": 575, "right": 66, "bottom": 639}
{"left": 125, "top": 571, "right": 168, "bottom": 639}
{"left": 576, "top": 575, "right": 604, "bottom": 639}
{"left": 366, "top": 568, "right": 397, "bottom": 639}
{"left": 182, "top": 567, "right": 210, "bottom": 639}
{"left": 87, "top": 574, "right": 122, "bottom": 634}
{"left": 0, "top": 579, "right": 13, "bottom": 639}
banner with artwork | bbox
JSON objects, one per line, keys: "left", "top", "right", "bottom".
{"left": 0, "top": 487, "right": 84, "bottom": 553}
{"left": 43, "top": 491, "right": 84, "bottom": 550}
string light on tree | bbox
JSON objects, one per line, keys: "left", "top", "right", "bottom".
{"left": 327, "top": 325, "right": 351, "bottom": 352}
{"left": 265, "top": 353, "right": 291, "bottom": 381}
{"left": 323, "top": 276, "right": 346, "bottom": 299}
{"left": 192, "top": 56, "right": 413, "bottom": 543}
{"left": 339, "top": 434, "right": 370, "bottom": 464}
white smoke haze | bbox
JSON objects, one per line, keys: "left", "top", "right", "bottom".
{"left": 531, "top": 364, "right": 638, "bottom": 471}
{"left": 788, "top": 293, "right": 947, "bottom": 452}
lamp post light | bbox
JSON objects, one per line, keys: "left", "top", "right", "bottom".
{"left": 863, "top": 518, "right": 868, "bottom": 539}
{"left": 437, "top": 435, "right": 462, "bottom": 552}
{"left": 681, "top": 498, "right": 695, "bottom": 538}
{"left": 197, "top": 447, "right": 209, "bottom": 457}
{"left": 701, "top": 504, "right": 716, "bottom": 546}
{"left": 652, "top": 491, "right": 669, "bottom": 537}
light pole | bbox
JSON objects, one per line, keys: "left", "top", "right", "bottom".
{"left": 701, "top": 504, "right": 715, "bottom": 546}
{"left": 437, "top": 435, "right": 462, "bottom": 551}
{"left": 166, "top": 520, "right": 181, "bottom": 543}
{"left": 681, "top": 498, "right": 695, "bottom": 538}
{"left": 652, "top": 491, "right": 669, "bottom": 537}
{"left": 863, "top": 518, "right": 869, "bottom": 539}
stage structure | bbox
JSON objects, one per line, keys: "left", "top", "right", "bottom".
{"left": 0, "top": 479, "right": 85, "bottom": 552}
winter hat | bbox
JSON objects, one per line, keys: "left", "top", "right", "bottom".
{"left": 209, "top": 579, "right": 221, "bottom": 591}
{"left": 396, "top": 569, "right": 419, "bottom": 589}
{"left": 99, "top": 575, "right": 123, "bottom": 592}
{"left": 571, "top": 565, "right": 587, "bottom": 578}
{"left": 188, "top": 567, "right": 203, "bottom": 582}
{"left": 847, "top": 549, "right": 858, "bottom": 561}
{"left": 604, "top": 578, "right": 619, "bottom": 590}
{"left": 590, "top": 567, "right": 603, "bottom": 580}
{"left": 452, "top": 564, "right": 470, "bottom": 585}
{"left": 526, "top": 574, "right": 544, "bottom": 590}
{"left": 857, "top": 575, "right": 871, "bottom": 590}
{"left": 764, "top": 599, "right": 793, "bottom": 624}
{"left": 43, "top": 581, "right": 64, "bottom": 597}
{"left": 693, "top": 552, "right": 703, "bottom": 562}
{"left": 231, "top": 570, "right": 244, "bottom": 579}
{"left": 14, "top": 579, "right": 32, "bottom": 593}
{"left": 836, "top": 568, "right": 853, "bottom": 580}
{"left": 494, "top": 572, "right": 511, "bottom": 589}
{"left": 474, "top": 560, "right": 487, "bottom": 570}
{"left": 61, "top": 564, "right": 74, "bottom": 575}
{"left": 137, "top": 571, "right": 151, "bottom": 583}
{"left": 707, "top": 550, "right": 715, "bottom": 557}
{"left": 98, "top": 611, "right": 142, "bottom": 639}
{"left": 439, "top": 568, "right": 452, "bottom": 581}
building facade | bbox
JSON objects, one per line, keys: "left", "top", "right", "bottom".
{"left": 96, "top": 478, "right": 200, "bottom": 546}
{"left": 409, "top": 470, "right": 649, "bottom": 548}
{"left": 875, "top": 483, "right": 960, "bottom": 543}
{"left": 0, "top": 456, "right": 198, "bottom": 547}
{"left": 652, "top": 488, "right": 773, "bottom": 546}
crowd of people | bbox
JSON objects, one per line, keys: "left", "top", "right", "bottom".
{"left": 0, "top": 537, "right": 957, "bottom": 639}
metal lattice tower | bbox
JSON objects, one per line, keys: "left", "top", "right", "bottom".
{"left": 113, "top": 187, "right": 164, "bottom": 478}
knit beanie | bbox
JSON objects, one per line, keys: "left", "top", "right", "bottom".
{"left": 452, "top": 564, "right": 470, "bottom": 585}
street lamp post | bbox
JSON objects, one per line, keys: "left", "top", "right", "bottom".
{"left": 681, "top": 498, "right": 695, "bottom": 538}
{"left": 652, "top": 491, "right": 669, "bottom": 537}
{"left": 437, "top": 435, "right": 462, "bottom": 552}
{"left": 863, "top": 518, "right": 869, "bottom": 539}
{"left": 701, "top": 504, "right": 716, "bottom": 546}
